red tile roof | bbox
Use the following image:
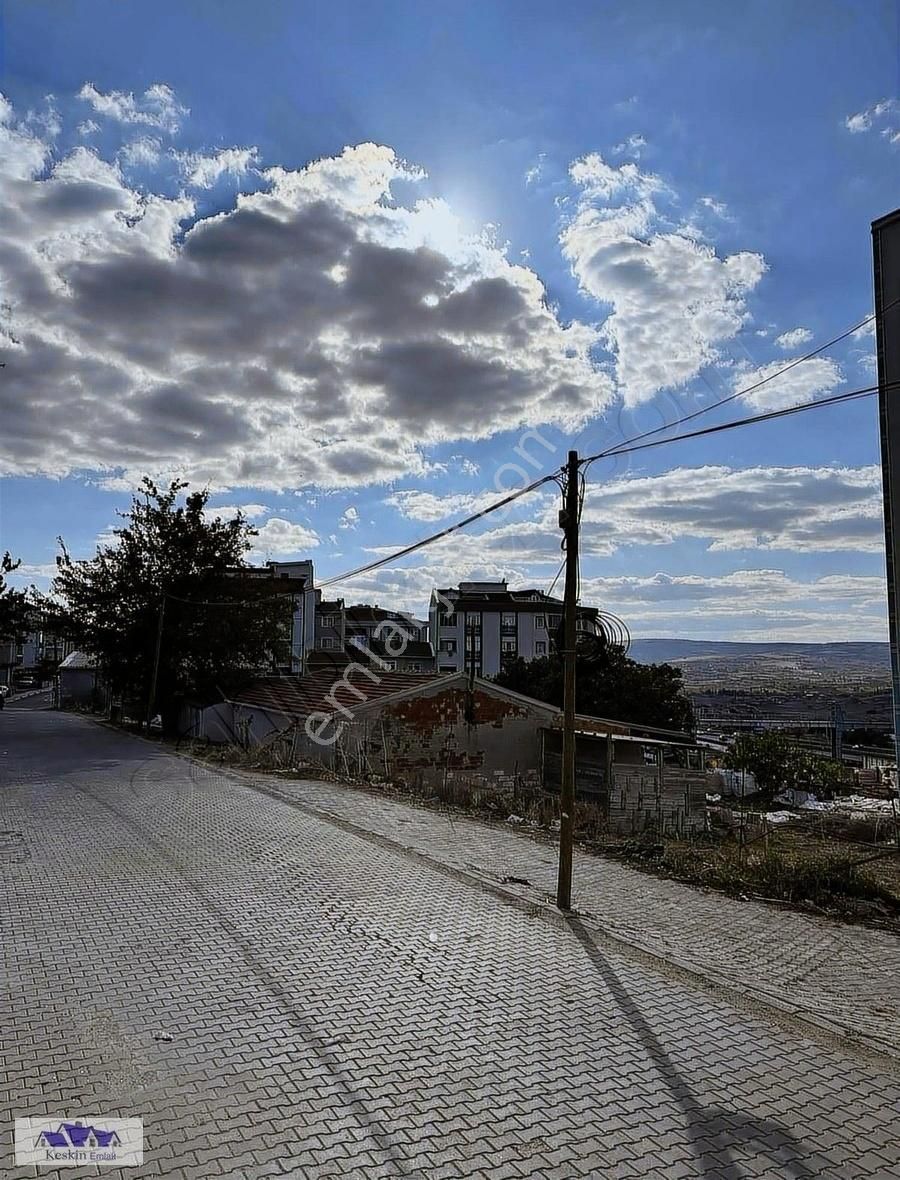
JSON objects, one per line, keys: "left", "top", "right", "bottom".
{"left": 231, "top": 669, "right": 449, "bottom": 718}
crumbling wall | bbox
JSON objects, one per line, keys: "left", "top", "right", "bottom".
{"left": 317, "top": 685, "right": 549, "bottom": 788}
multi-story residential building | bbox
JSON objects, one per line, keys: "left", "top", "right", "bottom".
{"left": 0, "top": 632, "right": 39, "bottom": 688}
{"left": 311, "top": 600, "right": 435, "bottom": 672}
{"left": 429, "top": 581, "right": 600, "bottom": 677}
{"left": 314, "top": 598, "right": 346, "bottom": 656}
{"left": 237, "top": 559, "right": 317, "bottom": 675}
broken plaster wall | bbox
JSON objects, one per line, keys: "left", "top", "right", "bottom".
{"left": 323, "top": 685, "right": 550, "bottom": 789}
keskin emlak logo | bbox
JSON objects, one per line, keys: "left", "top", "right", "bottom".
{"left": 15, "top": 1117, "right": 144, "bottom": 1166}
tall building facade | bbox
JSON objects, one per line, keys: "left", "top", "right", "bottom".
{"left": 239, "top": 559, "right": 317, "bottom": 675}
{"left": 312, "top": 600, "right": 435, "bottom": 672}
{"left": 429, "top": 581, "right": 600, "bottom": 677}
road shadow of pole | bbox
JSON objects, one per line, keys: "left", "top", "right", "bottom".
{"left": 563, "top": 914, "right": 833, "bottom": 1180}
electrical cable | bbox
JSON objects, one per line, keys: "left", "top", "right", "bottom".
{"left": 321, "top": 381, "right": 886, "bottom": 594}
{"left": 582, "top": 383, "right": 879, "bottom": 465}
{"left": 181, "top": 340, "right": 890, "bottom": 603}
{"left": 317, "top": 471, "right": 561, "bottom": 590}
{"left": 582, "top": 301, "right": 896, "bottom": 470}
{"left": 545, "top": 558, "right": 566, "bottom": 600}
{"left": 159, "top": 381, "right": 886, "bottom": 610}
{"left": 313, "top": 311, "right": 890, "bottom": 591}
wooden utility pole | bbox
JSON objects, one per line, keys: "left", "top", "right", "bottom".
{"left": 145, "top": 595, "right": 166, "bottom": 732}
{"left": 556, "top": 449, "right": 580, "bottom": 910}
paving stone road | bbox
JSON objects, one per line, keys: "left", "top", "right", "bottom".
{"left": 2, "top": 709, "right": 900, "bottom": 1179}
{"left": 243, "top": 768, "right": 900, "bottom": 1061}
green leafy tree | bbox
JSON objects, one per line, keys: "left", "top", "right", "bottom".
{"left": 725, "top": 732, "right": 852, "bottom": 796}
{"left": 0, "top": 553, "right": 29, "bottom": 641}
{"left": 50, "top": 479, "right": 294, "bottom": 734}
{"left": 493, "top": 648, "right": 695, "bottom": 732}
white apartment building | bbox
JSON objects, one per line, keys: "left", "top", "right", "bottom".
{"left": 428, "top": 581, "right": 600, "bottom": 677}
{"left": 239, "top": 559, "right": 317, "bottom": 675}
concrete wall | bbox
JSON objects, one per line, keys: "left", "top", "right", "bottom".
{"left": 481, "top": 610, "right": 500, "bottom": 676}
{"left": 179, "top": 702, "right": 238, "bottom": 743}
{"left": 232, "top": 702, "right": 294, "bottom": 746}
{"left": 296, "top": 682, "right": 554, "bottom": 788}
{"left": 58, "top": 668, "right": 97, "bottom": 705}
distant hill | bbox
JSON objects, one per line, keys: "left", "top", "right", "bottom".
{"left": 628, "top": 639, "right": 891, "bottom": 691}
{"left": 630, "top": 639, "right": 890, "bottom": 664}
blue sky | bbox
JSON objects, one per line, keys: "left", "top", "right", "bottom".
{"left": 0, "top": 0, "right": 898, "bottom": 639}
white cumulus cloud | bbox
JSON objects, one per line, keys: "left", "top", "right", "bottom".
{"left": 179, "top": 146, "right": 259, "bottom": 188}
{"left": 844, "top": 99, "right": 900, "bottom": 143}
{"left": 580, "top": 569, "right": 886, "bottom": 641}
{"left": 248, "top": 518, "right": 320, "bottom": 558}
{"left": 577, "top": 463, "right": 883, "bottom": 555}
{"left": 120, "top": 137, "right": 162, "bottom": 168}
{"left": 206, "top": 503, "right": 269, "bottom": 521}
{"left": 0, "top": 91, "right": 613, "bottom": 492}
{"left": 78, "top": 82, "right": 187, "bottom": 134}
{"left": 734, "top": 355, "right": 843, "bottom": 410}
{"left": 774, "top": 326, "right": 813, "bottom": 350}
{"left": 560, "top": 152, "right": 766, "bottom": 405}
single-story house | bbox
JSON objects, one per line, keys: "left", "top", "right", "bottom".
{"left": 56, "top": 650, "right": 100, "bottom": 706}
{"left": 187, "top": 668, "right": 713, "bottom": 834}
{"left": 227, "top": 669, "right": 558, "bottom": 788}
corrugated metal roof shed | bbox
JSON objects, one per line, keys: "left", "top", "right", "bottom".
{"left": 58, "top": 651, "right": 98, "bottom": 670}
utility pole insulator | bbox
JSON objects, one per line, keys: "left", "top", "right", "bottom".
{"left": 556, "top": 449, "right": 579, "bottom": 911}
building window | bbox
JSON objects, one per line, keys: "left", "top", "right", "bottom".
{"left": 439, "top": 664, "right": 457, "bottom": 673}
{"left": 441, "top": 613, "right": 457, "bottom": 627}
{"left": 535, "top": 641, "right": 546, "bottom": 655}
{"left": 321, "top": 614, "right": 337, "bottom": 628}
{"left": 501, "top": 639, "right": 516, "bottom": 653}
{"left": 535, "top": 615, "right": 546, "bottom": 629}
{"left": 319, "top": 638, "right": 336, "bottom": 650}
{"left": 549, "top": 614, "right": 561, "bottom": 628}
{"left": 501, "top": 613, "right": 516, "bottom": 628}
{"left": 440, "top": 640, "right": 457, "bottom": 654}
{"left": 408, "top": 663, "right": 421, "bottom": 672}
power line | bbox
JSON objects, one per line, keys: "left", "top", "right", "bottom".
{"left": 314, "top": 305, "right": 892, "bottom": 592}
{"left": 545, "top": 557, "right": 566, "bottom": 599}
{"left": 318, "top": 472, "right": 561, "bottom": 590}
{"left": 318, "top": 381, "right": 885, "bottom": 591}
{"left": 583, "top": 302, "right": 895, "bottom": 469}
{"left": 584, "top": 383, "right": 879, "bottom": 464}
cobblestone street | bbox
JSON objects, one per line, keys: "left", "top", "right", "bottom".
{"left": 245, "top": 764, "right": 900, "bottom": 1061}
{"left": 3, "top": 709, "right": 900, "bottom": 1179}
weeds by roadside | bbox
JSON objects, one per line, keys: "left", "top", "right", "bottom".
{"left": 608, "top": 838, "right": 900, "bottom": 930}
{"left": 180, "top": 735, "right": 900, "bottom": 932}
